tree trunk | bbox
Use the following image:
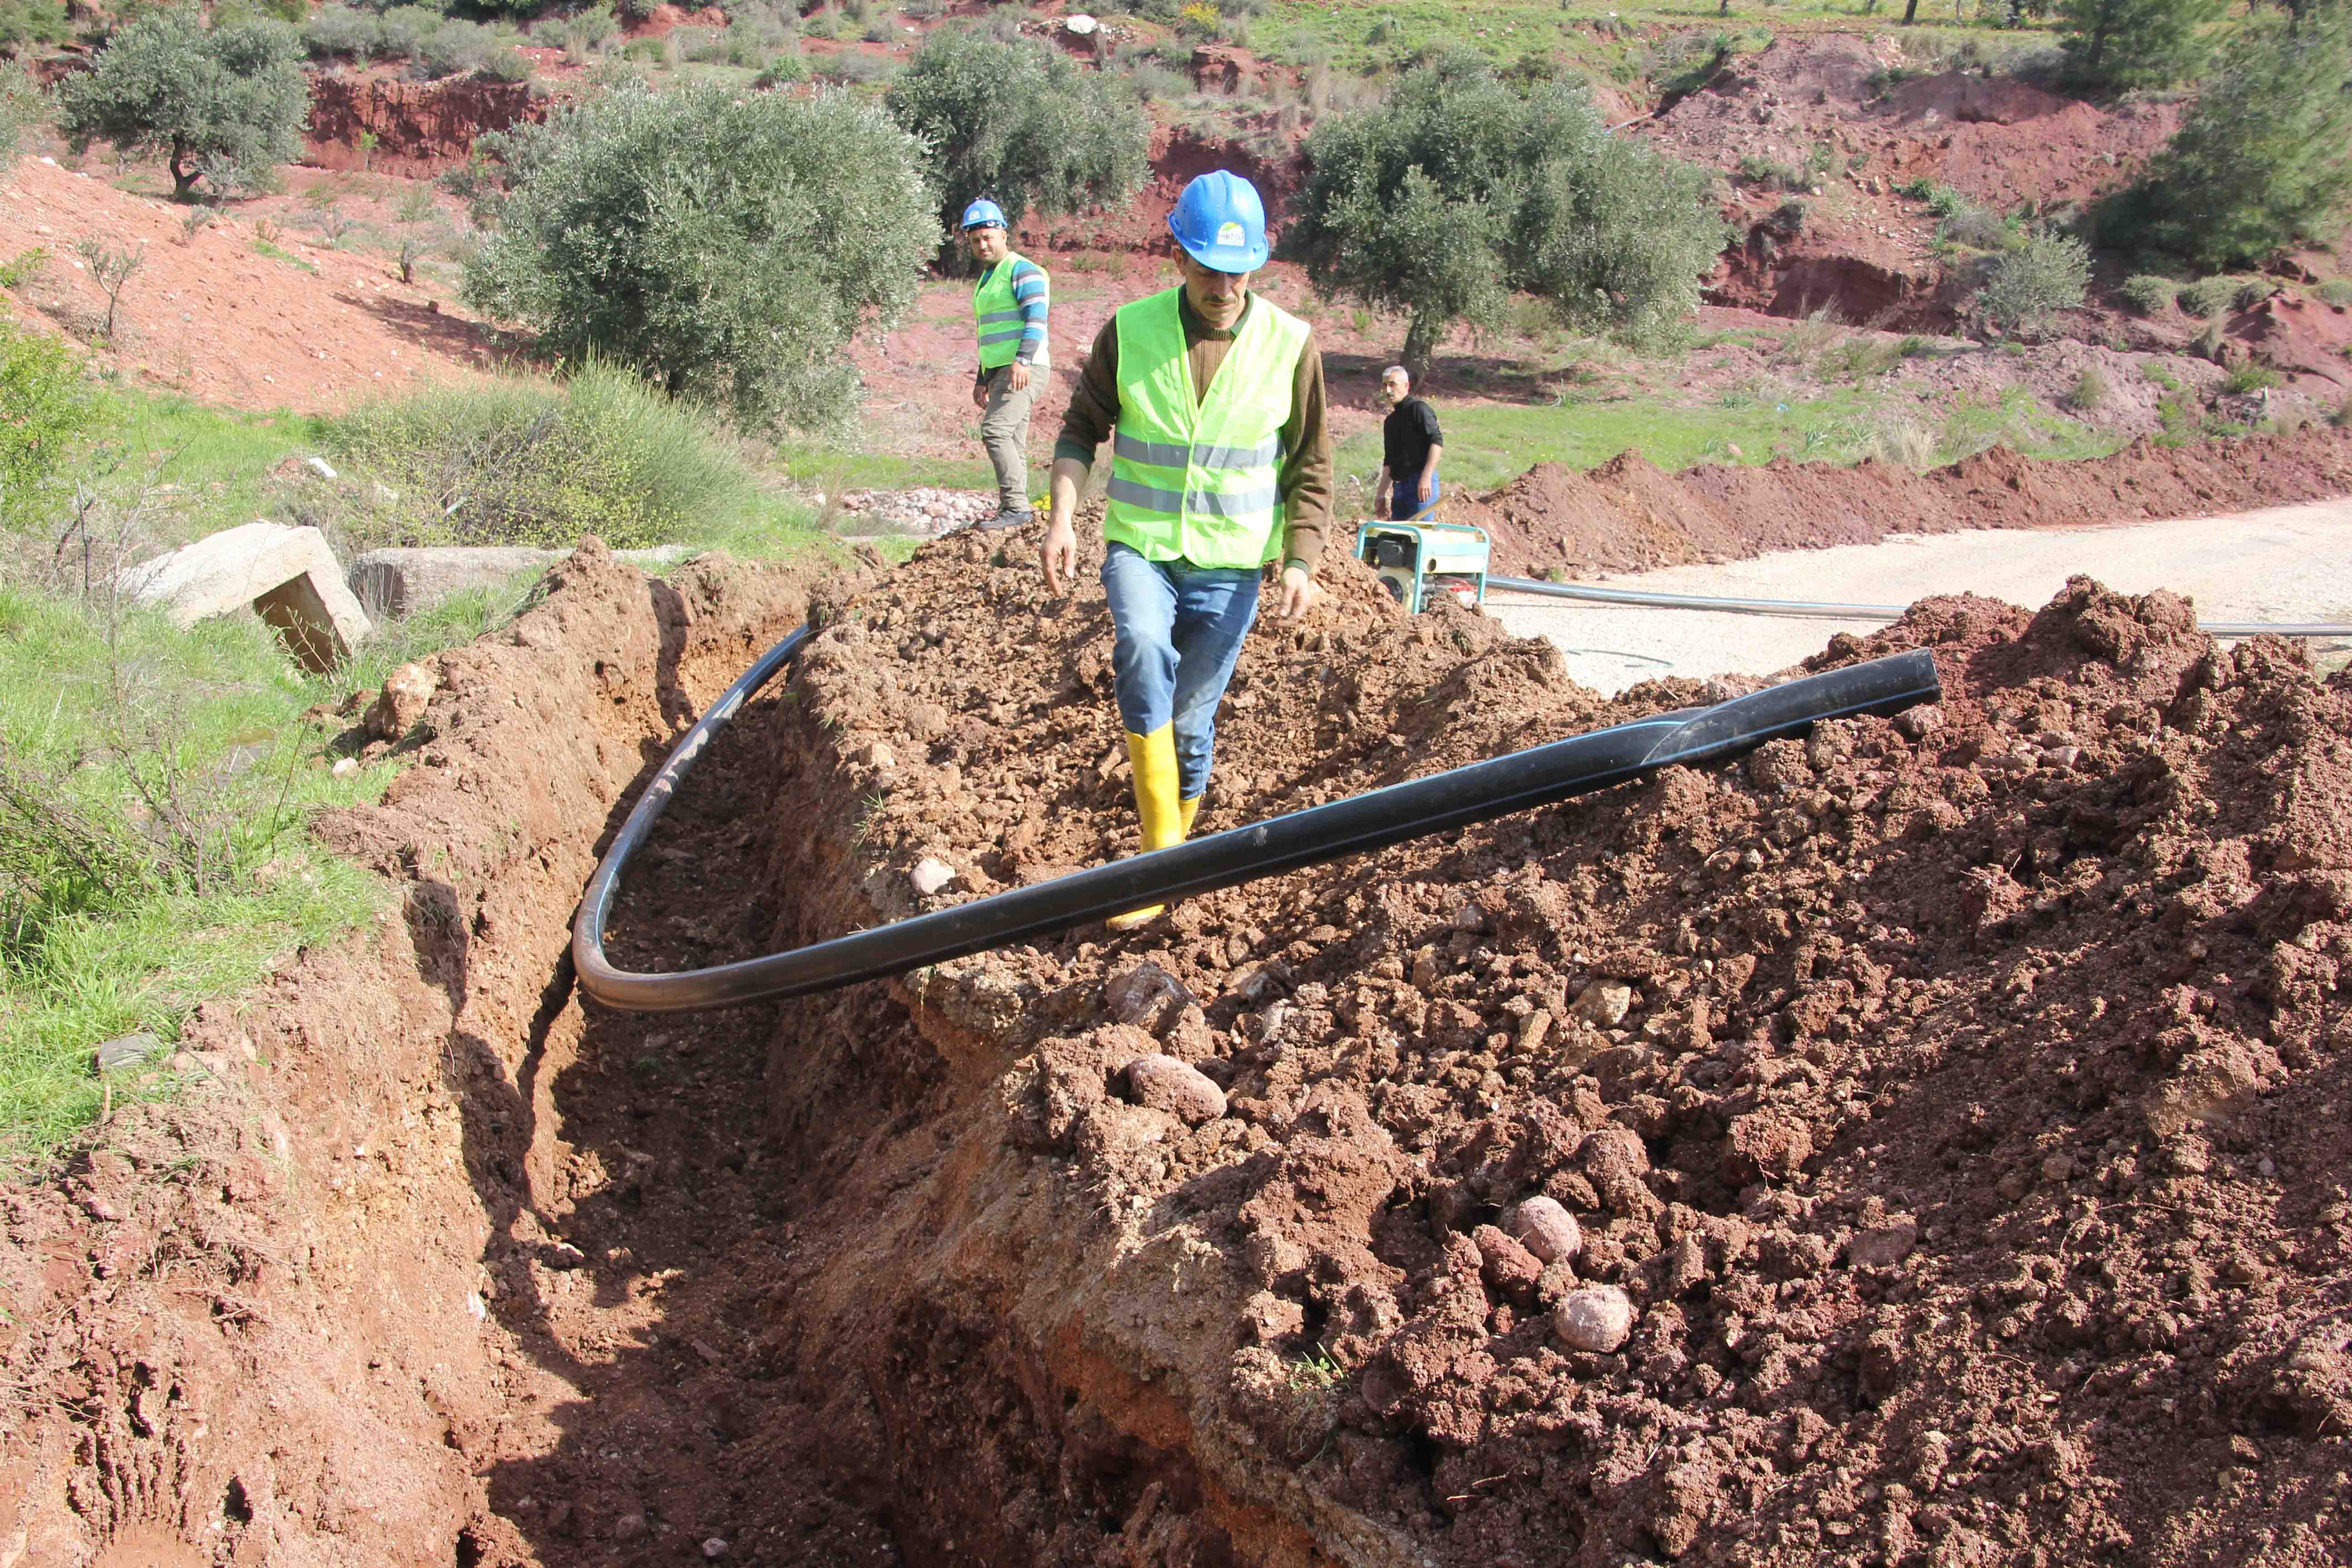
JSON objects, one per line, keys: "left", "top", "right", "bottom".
{"left": 1902, "top": 0, "right": 1920, "bottom": 21}
{"left": 169, "top": 142, "right": 198, "bottom": 202}
{"left": 1401, "top": 311, "right": 1441, "bottom": 386}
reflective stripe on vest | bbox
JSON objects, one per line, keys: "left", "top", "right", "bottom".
{"left": 1103, "top": 288, "right": 1309, "bottom": 570}
{"left": 971, "top": 253, "right": 1042, "bottom": 370}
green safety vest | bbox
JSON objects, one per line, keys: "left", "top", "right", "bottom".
{"left": 1105, "top": 288, "right": 1309, "bottom": 570}
{"left": 972, "top": 253, "right": 1040, "bottom": 371}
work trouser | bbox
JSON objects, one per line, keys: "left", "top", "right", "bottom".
{"left": 977, "top": 364, "right": 1036, "bottom": 516}
{"left": 1101, "top": 541, "right": 1260, "bottom": 802}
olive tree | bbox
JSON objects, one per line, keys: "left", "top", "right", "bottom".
{"left": 884, "top": 27, "right": 1149, "bottom": 260}
{"left": 1290, "top": 54, "right": 1728, "bottom": 375}
{"left": 57, "top": 8, "right": 308, "bottom": 199}
{"left": 461, "top": 81, "right": 937, "bottom": 434}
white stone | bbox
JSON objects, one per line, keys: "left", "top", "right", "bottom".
{"left": 1063, "top": 12, "right": 1098, "bottom": 33}
{"left": 911, "top": 856, "right": 956, "bottom": 896}
{"left": 121, "top": 521, "right": 371, "bottom": 672}
{"left": 1553, "top": 1286, "right": 1634, "bottom": 1352}
{"left": 1509, "top": 1196, "right": 1583, "bottom": 1264}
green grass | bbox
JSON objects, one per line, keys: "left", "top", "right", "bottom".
{"left": 1333, "top": 380, "right": 2122, "bottom": 505}
{"left": 103, "top": 395, "right": 329, "bottom": 548}
{"left": 0, "top": 586, "right": 409, "bottom": 1169}
{"left": 253, "top": 239, "right": 318, "bottom": 273}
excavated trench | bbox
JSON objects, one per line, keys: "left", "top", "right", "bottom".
{"left": 10, "top": 517, "right": 2352, "bottom": 1568}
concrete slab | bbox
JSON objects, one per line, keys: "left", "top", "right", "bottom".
{"left": 121, "top": 521, "right": 372, "bottom": 673}
{"left": 348, "top": 544, "right": 703, "bottom": 619}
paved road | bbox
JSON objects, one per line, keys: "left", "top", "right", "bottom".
{"left": 1485, "top": 498, "right": 2352, "bottom": 695}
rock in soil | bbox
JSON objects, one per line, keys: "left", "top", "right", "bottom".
{"left": 1553, "top": 1286, "right": 1635, "bottom": 1352}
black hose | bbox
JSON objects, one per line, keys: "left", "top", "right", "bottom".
{"left": 573, "top": 632, "right": 1941, "bottom": 1014}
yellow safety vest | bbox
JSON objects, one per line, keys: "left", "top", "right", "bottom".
{"left": 1104, "top": 288, "right": 1308, "bottom": 570}
{"left": 972, "top": 253, "right": 1041, "bottom": 371}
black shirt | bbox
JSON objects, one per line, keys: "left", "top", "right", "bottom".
{"left": 1383, "top": 396, "right": 1442, "bottom": 478}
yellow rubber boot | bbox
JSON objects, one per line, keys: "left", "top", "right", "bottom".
{"left": 1178, "top": 794, "right": 1202, "bottom": 838}
{"left": 1107, "top": 726, "right": 1182, "bottom": 930}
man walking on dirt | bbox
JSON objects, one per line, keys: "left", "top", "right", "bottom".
{"left": 1039, "top": 170, "right": 1332, "bottom": 928}
{"left": 962, "top": 198, "right": 1049, "bottom": 527}
{"left": 1374, "top": 364, "right": 1443, "bottom": 521}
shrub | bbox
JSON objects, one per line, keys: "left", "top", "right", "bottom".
{"left": 461, "top": 81, "right": 933, "bottom": 433}
{"left": 2222, "top": 361, "right": 2281, "bottom": 395}
{"left": 1974, "top": 229, "right": 2089, "bottom": 338}
{"left": 1937, "top": 202, "right": 2015, "bottom": 252}
{"left": 2067, "top": 363, "right": 2109, "bottom": 412}
{"left": 2175, "top": 275, "right": 2237, "bottom": 318}
{"left": 885, "top": 27, "right": 1150, "bottom": 251}
{"left": 416, "top": 17, "right": 498, "bottom": 77}
{"left": 0, "top": 0, "right": 72, "bottom": 49}
{"left": 2119, "top": 273, "right": 2176, "bottom": 314}
{"left": 1293, "top": 53, "right": 1729, "bottom": 373}
{"left": 303, "top": 3, "right": 378, "bottom": 57}
{"left": 1126, "top": 62, "right": 1189, "bottom": 100}
{"left": 1736, "top": 153, "right": 1806, "bottom": 191}
{"left": 57, "top": 8, "right": 309, "bottom": 200}
{"left": 2111, "top": 4, "right": 2352, "bottom": 270}
{"left": 479, "top": 42, "right": 534, "bottom": 82}
{"left": 325, "top": 362, "right": 760, "bottom": 550}
{"left": 0, "top": 323, "right": 95, "bottom": 530}
{"left": 815, "top": 49, "right": 896, "bottom": 83}
{"left": 2233, "top": 278, "right": 2276, "bottom": 312}
{"left": 755, "top": 49, "right": 812, "bottom": 85}
{"left": 2318, "top": 279, "right": 2352, "bottom": 307}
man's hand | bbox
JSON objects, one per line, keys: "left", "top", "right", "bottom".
{"left": 1276, "top": 563, "right": 1322, "bottom": 620}
{"left": 1040, "top": 455, "right": 1088, "bottom": 598}
{"left": 971, "top": 372, "right": 989, "bottom": 410}
{"left": 1008, "top": 361, "right": 1032, "bottom": 392}
{"left": 1041, "top": 518, "right": 1078, "bottom": 597}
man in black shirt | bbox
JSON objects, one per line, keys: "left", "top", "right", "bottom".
{"left": 1376, "top": 364, "right": 1444, "bottom": 521}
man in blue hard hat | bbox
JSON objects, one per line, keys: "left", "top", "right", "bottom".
{"left": 1041, "top": 169, "right": 1331, "bottom": 928}
{"left": 961, "top": 197, "right": 1050, "bottom": 528}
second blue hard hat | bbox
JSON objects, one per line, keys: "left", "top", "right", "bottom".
{"left": 1167, "top": 170, "right": 1268, "bottom": 272}
{"left": 960, "top": 197, "right": 1008, "bottom": 231}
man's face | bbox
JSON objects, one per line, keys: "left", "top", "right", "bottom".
{"left": 1381, "top": 370, "right": 1410, "bottom": 407}
{"left": 965, "top": 224, "right": 1009, "bottom": 266}
{"left": 1176, "top": 251, "right": 1250, "bottom": 330}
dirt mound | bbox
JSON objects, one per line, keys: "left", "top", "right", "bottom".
{"left": 724, "top": 528, "right": 2352, "bottom": 1566}
{"left": 1456, "top": 425, "right": 2352, "bottom": 578}
{"left": 0, "top": 542, "right": 856, "bottom": 1563}
{"left": 2227, "top": 293, "right": 2352, "bottom": 391}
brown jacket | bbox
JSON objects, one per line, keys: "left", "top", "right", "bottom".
{"left": 1052, "top": 290, "right": 1333, "bottom": 571}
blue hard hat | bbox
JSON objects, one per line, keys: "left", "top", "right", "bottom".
{"left": 1166, "top": 170, "right": 1268, "bottom": 272}
{"left": 960, "top": 197, "right": 1007, "bottom": 231}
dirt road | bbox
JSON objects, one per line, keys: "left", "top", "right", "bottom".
{"left": 1486, "top": 495, "right": 2352, "bottom": 693}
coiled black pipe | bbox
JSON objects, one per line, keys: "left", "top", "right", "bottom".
{"left": 572, "top": 631, "right": 1941, "bottom": 1014}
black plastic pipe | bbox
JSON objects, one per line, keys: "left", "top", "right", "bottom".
{"left": 573, "top": 635, "right": 1940, "bottom": 1014}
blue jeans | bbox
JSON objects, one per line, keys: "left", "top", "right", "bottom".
{"left": 1385, "top": 477, "right": 1440, "bottom": 520}
{"left": 1101, "top": 541, "right": 1260, "bottom": 800}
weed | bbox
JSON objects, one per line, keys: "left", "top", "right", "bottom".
{"left": 2143, "top": 363, "right": 2181, "bottom": 392}
{"left": 1874, "top": 419, "right": 1937, "bottom": 467}
{"left": 2066, "top": 363, "right": 2108, "bottom": 413}
{"left": 2176, "top": 276, "right": 2239, "bottom": 319}
{"left": 1288, "top": 1343, "right": 1343, "bottom": 1390}
{"left": 2222, "top": 362, "right": 2281, "bottom": 396}
{"left": 2317, "top": 279, "right": 2352, "bottom": 308}
{"left": 1736, "top": 153, "right": 1808, "bottom": 192}
{"left": 1769, "top": 302, "right": 1843, "bottom": 366}
{"left": 2119, "top": 274, "right": 2176, "bottom": 315}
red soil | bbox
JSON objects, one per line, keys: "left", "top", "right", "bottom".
{"left": 0, "top": 153, "right": 502, "bottom": 413}
{"left": 1455, "top": 426, "right": 2352, "bottom": 578}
